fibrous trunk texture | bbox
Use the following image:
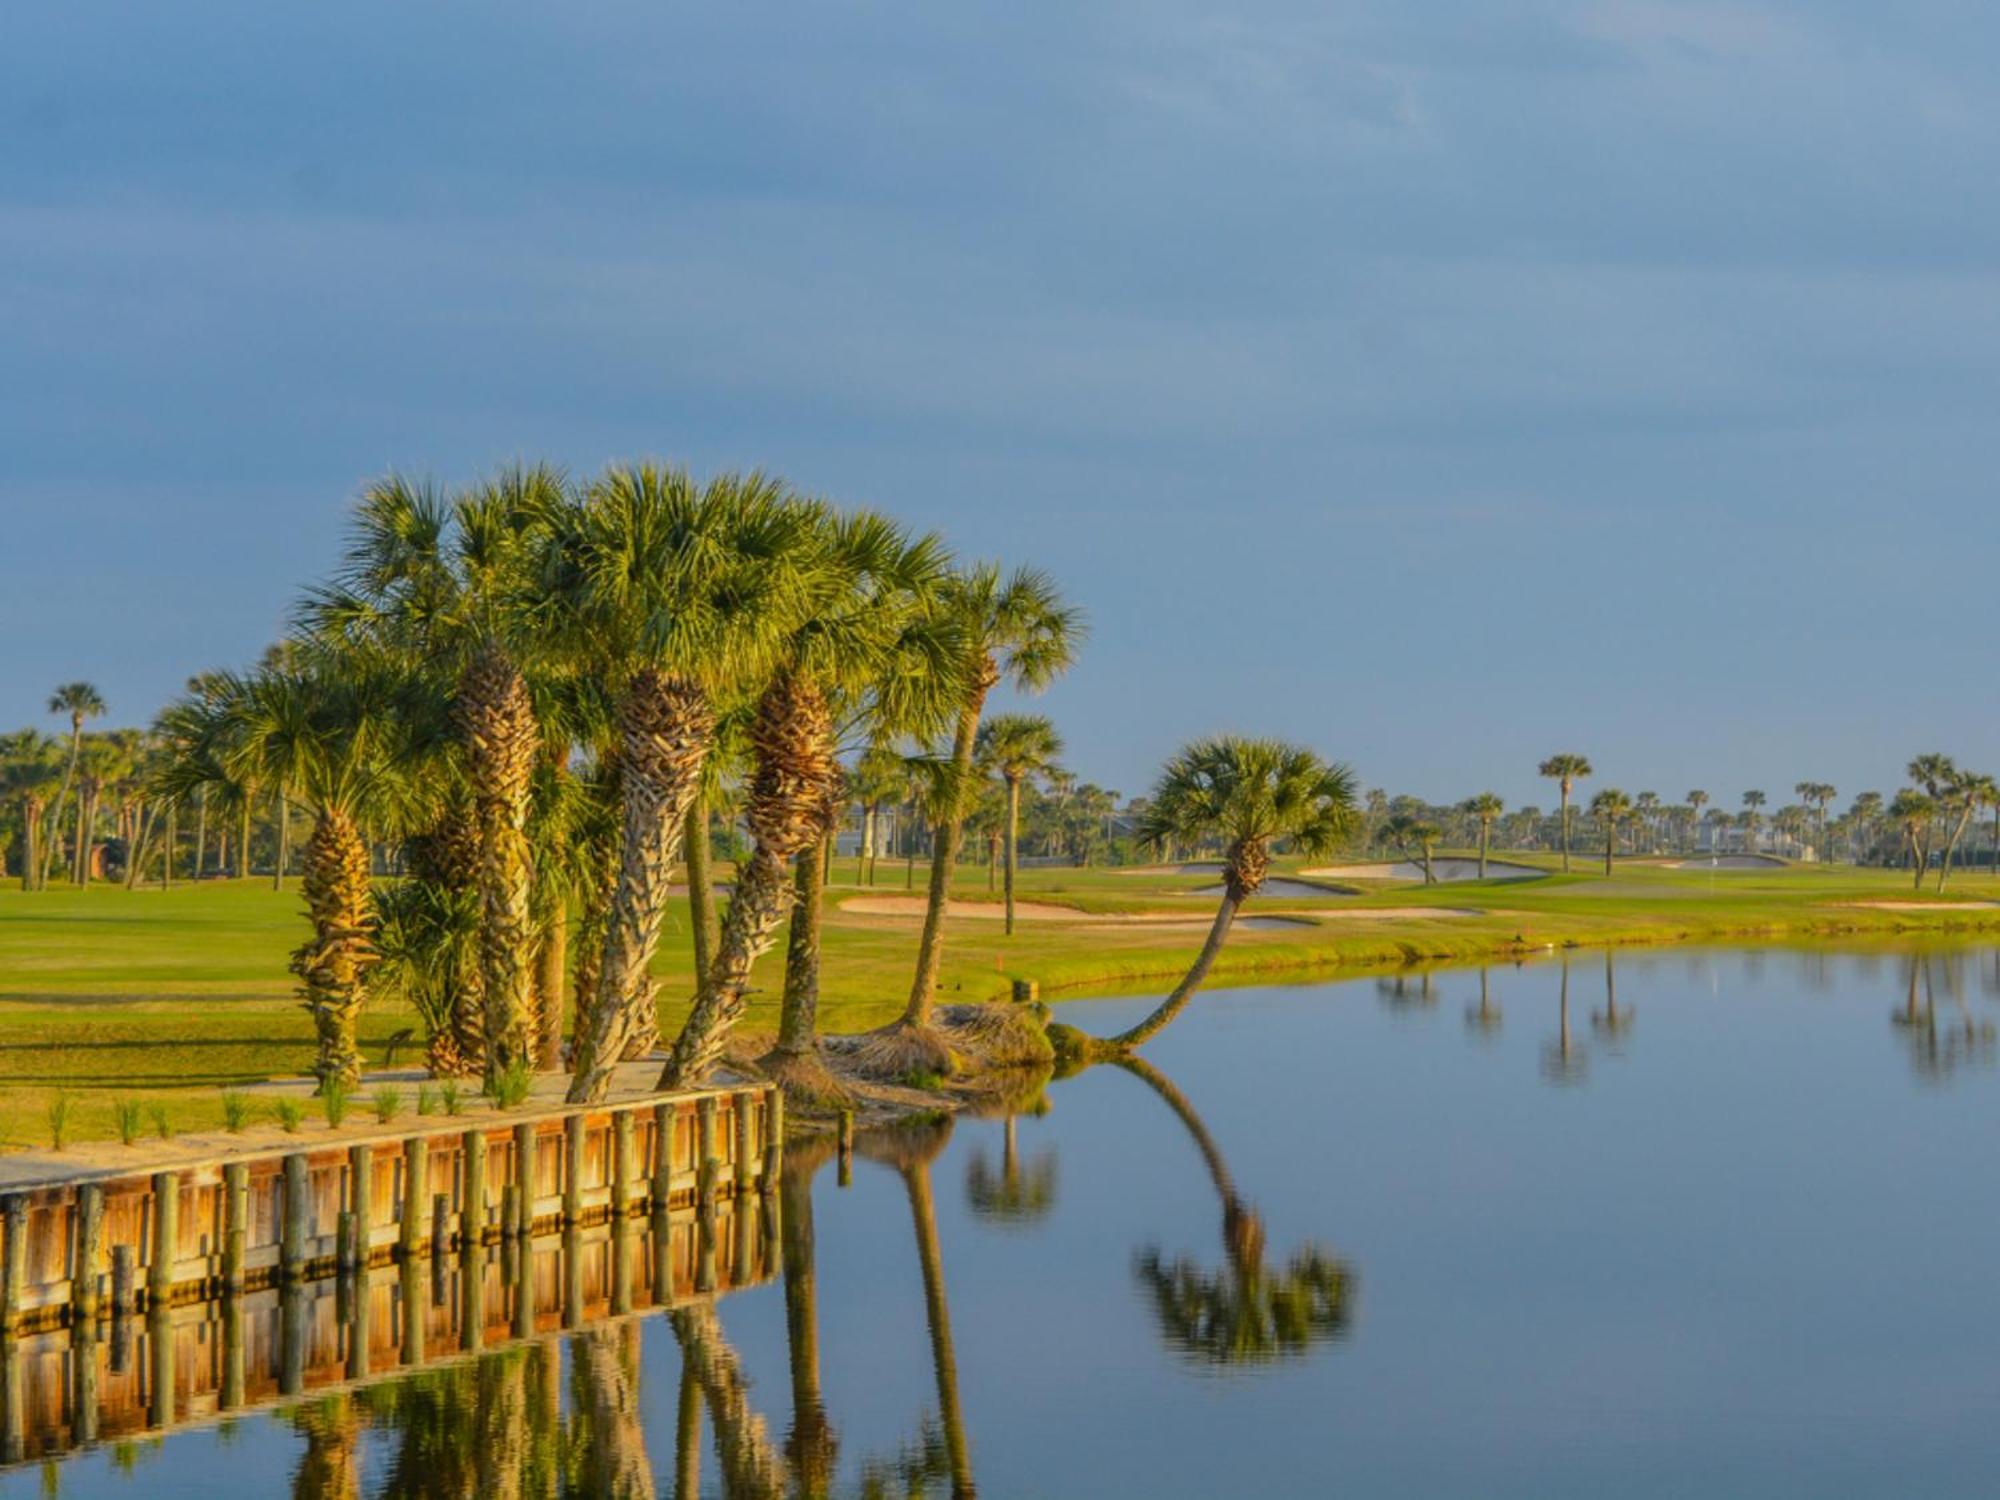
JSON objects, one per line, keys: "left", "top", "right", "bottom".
{"left": 568, "top": 671, "right": 714, "bottom": 1103}
{"left": 460, "top": 642, "right": 542, "bottom": 1081}
{"left": 291, "top": 807, "right": 375, "bottom": 1088}
{"left": 902, "top": 668, "right": 995, "bottom": 1028}
{"left": 661, "top": 671, "right": 834, "bottom": 1089}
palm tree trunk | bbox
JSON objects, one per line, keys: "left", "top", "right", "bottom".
{"left": 659, "top": 842, "right": 795, "bottom": 1088}
{"left": 1604, "top": 827, "right": 1614, "bottom": 877}
{"left": 902, "top": 700, "right": 983, "bottom": 1027}
{"left": 1560, "top": 787, "right": 1571, "bottom": 873}
{"left": 1478, "top": 820, "right": 1489, "bottom": 879}
{"left": 20, "top": 798, "right": 38, "bottom": 892}
{"left": 292, "top": 806, "right": 375, "bottom": 1088}
{"left": 1107, "top": 896, "right": 1239, "bottom": 1051}
{"left": 124, "top": 802, "right": 158, "bottom": 891}
{"left": 534, "top": 919, "right": 565, "bottom": 1071}
{"left": 37, "top": 722, "right": 83, "bottom": 890}
{"left": 568, "top": 671, "right": 714, "bottom": 1104}
{"left": 773, "top": 836, "right": 829, "bottom": 1059}
{"left": 902, "top": 1159, "right": 976, "bottom": 1500}
{"left": 275, "top": 789, "right": 290, "bottom": 889}
{"left": 239, "top": 795, "right": 253, "bottom": 880}
{"left": 685, "top": 801, "right": 719, "bottom": 994}
{"left": 1004, "top": 776, "right": 1020, "bottom": 936}
{"left": 673, "top": 1357, "right": 702, "bottom": 1500}
{"left": 462, "top": 645, "right": 541, "bottom": 1079}
{"left": 193, "top": 787, "right": 207, "bottom": 882}
{"left": 162, "top": 802, "right": 177, "bottom": 890}
{"left": 860, "top": 803, "right": 875, "bottom": 885}
{"left": 1939, "top": 805, "right": 1976, "bottom": 892}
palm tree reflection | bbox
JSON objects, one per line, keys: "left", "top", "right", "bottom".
{"left": 1541, "top": 958, "right": 1587, "bottom": 1085}
{"left": 964, "top": 1085, "right": 1058, "bottom": 1230}
{"left": 1896, "top": 952, "right": 1997, "bottom": 1080}
{"left": 1590, "top": 950, "right": 1634, "bottom": 1046}
{"left": 1464, "top": 967, "right": 1502, "bottom": 1037}
{"left": 1118, "top": 1056, "right": 1353, "bottom": 1367}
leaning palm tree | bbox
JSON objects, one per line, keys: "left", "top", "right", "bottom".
{"left": 1462, "top": 792, "right": 1503, "bottom": 878}
{"left": 1379, "top": 811, "right": 1441, "bottom": 884}
{"left": 1889, "top": 789, "right": 1935, "bottom": 888}
{"left": 883, "top": 564, "right": 1082, "bottom": 1071}
{"left": 546, "top": 465, "right": 819, "bottom": 1103}
{"left": 1537, "top": 754, "right": 1591, "bottom": 873}
{"left": 975, "top": 713, "right": 1063, "bottom": 935}
{"left": 1051, "top": 738, "right": 1357, "bottom": 1058}
{"left": 38, "top": 681, "right": 105, "bottom": 888}
{"left": 1588, "top": 787, "right": 1634, "bottom": 875}
{"left": 658, "top": 508, "right": 957, "bottom": 1093}
{"left": 1933, "top": 770, "right": 1993, "bottom": 892}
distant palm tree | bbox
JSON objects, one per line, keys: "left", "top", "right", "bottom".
{"left": 976, "top": 714, "right": 1064, "bottom": 935}
{"left": 1937, "top": 770, "right": 1995, "bottom": 892}
{"left": 1538, "top": 755, "right": 1592, "bottom": 872}
{"left": 1890, "top": 789, "right": 1936, "bottom": 889}
{"left": 1380, "top": 812, "right": 1441, "bottom": 884}
{"left": 1588, "top": 787, "right": 1634, "bottom": 875}
{"left": 1685, "top": 790, "right": 1708, "bottom": 852}
{"left": 39, "top": 681, "right": 105, "bottom": 888}
{"left": 849, "top": 743, "right": 906, "bottom": 886}
{"left": 1053, "top": 738, "right": 1357, "bottom": 1057}
{"left": 1795, "top": 781, "right": 1837, "bottom": 862}
{"left": 1848, "top": 791, "right": 1883, "bottom": 863}
{"left": 1462, "top": 792, "right": 1503, "bottom": 878}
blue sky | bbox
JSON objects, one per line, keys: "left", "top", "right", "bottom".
{"left": 4, "top": 1, "right": 1996, "bottom": 808}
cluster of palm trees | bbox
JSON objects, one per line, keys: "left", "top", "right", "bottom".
{"left": 140, "top": 466, "right": 1081, "bottom": 1103}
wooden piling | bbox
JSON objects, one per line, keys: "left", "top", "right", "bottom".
{"left": 651, "top": 1102, "right": 674, "bottom": 1210}
{"left": 349, "top": 1144, "right": 373, "bottom": 1267}
{"left": 74, "top": 1183, "right": 104, "bottom": 1319}
{"left": 148, "top": 1172, "right": 179, "bottom": 1303}
{"left": 697, "top": 1096, "right": 719, "bottom": 1192}
{"left": 336, "top": 1211, "right": 357, "bottom": 1272}
{"left": 513, "top": 1122, "right": 537, "bottom": 1233}
{"left": 734, "top": 1098, "right": 756, "bottom": 1196}
{"left": 0, "top": 1195, "right": 24, "bottom": 1333}
{"left": 564, "top": 1112, "right": 586, "bottom": 1224}
{"left": 110, "top": 1245, "right": 136, "bottom": 1315}
{"left": 462, "top": 1128, "right": 487, "bottom": 1245}
{"left": 222, "top": 1162, "right": 248, "bottom": 1293}
{"left": 280, "top": 1153, "right": 309, "bottom": 1278}
{"left": 399, "top": 1138, "right": 427, "bottom": 1258}
{"left": 761, "top": 1087, "right": 784, "bottom": 1190}
{"left": 612, "top": 1109, "right": 635, "bottom": 1217}
{"left": 837, "top": 1109, "right": 854, "bottom": 1187}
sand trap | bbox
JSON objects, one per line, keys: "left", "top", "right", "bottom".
{"left": 1844, "top": 900, "right": 2000, "bottom": 912}
{"left": 838, "top": 897, "right": 1374, "bottom": 928}
{"left": 1302, "top": 906, "right": 1480, "bottom": 920}
{"left": 1194, "top": 878, "right": 1349, "bottom": 899}
{"left": 1114, "top": 862, "right": 1222, "bottom": 876}
{"left": 1303, "top": 858, "right": 1541, "bottom": 883}
{"left": 1672, "top": 855, "right": 1787, "bottom": 870}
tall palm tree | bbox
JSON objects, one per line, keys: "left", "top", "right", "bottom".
{"left": 879, "top": 564, "right": 1081, "bottom": 1074}
{"left": 545, "top": 466, "right": 818, "bottom": 1103}
{"left": 1739, "top": 789, "right": 1766, "bottom": 852}
{"left": 975, "top": 714, "right": 1063, "bottom": 935}
{"left": 1053, "top": 738, "right": 1356, "bottom": 1058}
{"left": 665, "top": 506, "right": 960, "bottom": 1091}
{"left": 1379, "top": 811, "right": 1440, "bottom": 884}
{"left": 1537, "top": 754, "right": 1592, "bottom": 872}
{"left": 1588, "top": 787, "right": 1634, "bottom": 875}
{"left": 1794, "top": 781, "right": 1836, "bottom": 862}
{"left": 1685, "top": 790, "right": 1708, "bottom": 853}
{"left": 1889, "top": 789, "right": 1935, "bottom": 888}
{"left": 1461, "top": 792, "right": 1503, "bottom": 878}
{"left": 0, "top": 733, "right": 58, "bottom": 891}
{"left": 1937, "top": 770, "right": 1994, "bottom": 892}
{"left": 38, "top": 681, "right": 105, "bottom": 888}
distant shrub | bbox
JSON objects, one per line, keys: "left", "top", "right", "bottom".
{"left": 114, "top": 1099, "right": 143, "bottom": 1146}
{"left": 47, "top": 1093, "right": 73, "bottom": 1151}
{"left": 273, "top": 1098, "right": 305, "bottom": 1133}
{"left": 221, "top": 1089, "right": 252, "bottom": 1133}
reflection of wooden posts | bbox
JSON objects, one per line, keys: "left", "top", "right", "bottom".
{"left": 762, "top": 1087, "right": 785, "bottom": 1189}
{"left": 0, "top": 1195, "right": 24, "bottom": 1332}
{"left": 147, "top": 1301, "right": 174, "bottom": 1426}
{"left": 562, "top": 1226, "right": 583, "bottom": 1330}
{"left": 651, "top": 1103, "right": 674, "bottom": 1210}
{"left": 279, "top": 1277, "right": 306, "bottom": 1395}
{"left": 149, "top": 1172, "right": 179, "bottom": 1304}
{"left": 564, "top": 1113, "right": 586, "bottom": 1225}
{"left": 514, "top": 1122, "right": 537, "bottom": 1235}
{"left": 612, "top": 1109, "right": 636, "bottom": 1217}
{"left": 75, "top": 1183, "right": 104, "bottom": 1319}
{"left": 110, "top": 1284, "right": 134, "bottom": 1375}
{"left": 651, "top": 1204, "right": 674, "bottom": 1309}
{"left": 431, "top": 1194, "right": 450, "bottom": 1262}
{"left": 695, "top": 1159, "right": 719, "bottom": 1296}
{"left": 347, "top": 1257, "right": 370, "bottom": 1381}
{"left": 349, "top": 1144, "right": 373, "bottom": 1268}
{"left": 222, "top": 1163, "right": 248, "bottom": 1293}
{"left": 837, "top": 1110, "right": 854, "bottom": 1187}
{"left": 400, "top": 1138, "right": 427, "bottom": 1258}
{"left": 220, "top": 1289, "right": 245, "bottom": 1410}
{"left": 511, "top": 1237, "right": 535, "bottom": 1341}
{"left": 611, "top": 1212, "right": 634, "bottom": 1316}
{"left": 460, "top": 1241, "right": 484, "bottom": 1353}
{"left": 1, "top": 1334, "right": 21, "bottom": 1467}
{"left": 500, "top": 1185, "right": 521, "bottom": 1243}
{"left": 735, "top": 1178, "right": 756, "bottom": 1284}
{"left": 400, "top": 1257, "right": 424, "bottom": 1366}
{"left": 281, "top": 1153, "right": 309, "bottom": 1278}
{"left": 336, "top": 1212, "right": 357, "bottom": 1272}
{"left": 72, "top": 1310, "right": 99, "bottom": 1445}
{"left": 462, "top": 1129, "right": 487, "bottom": 1246}
{"left": 697, "top": 1096, "right": 719, "bottom": 1192}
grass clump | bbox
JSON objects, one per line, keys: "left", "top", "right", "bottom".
{"left": 114, "top": 1098, "right": 144, "bottom": 1146}
{"left": 47, "top": 1092, "right": 73, "bottom": 1151}
{"left": 488, "top": 1058, "right": 534, "bottom": 1110}
{"left": 322, "top": 1078, "right": 352, "bottom": 1128}
{"left": 371, "top": 1085, "right": 403, "bottom": 1124}
{"left": 439, "top": 1079, "right": 466, "bottom": 1117}
{"left": 416, "top": 1083, "right": 438, "bottom": 1117}
{"left": 148, "top": 1103, "right": 172, "bottom": 1140}
{"left": 221, "top": 1089, "right": 252, "bottom": 1133}
{"left": 273, "top": 1098, "right": 305, "bottom": 1133}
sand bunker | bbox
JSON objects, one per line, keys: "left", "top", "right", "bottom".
{"left": 1114, "top": 862, "right": 1222, "bottom": 876}
{"left": 1844, "top": 900, "right": 2000, "bottom": 912}
{"left": 1302, "top": 906, "right": 1480, "bottom": 920}
{"left": 1195, "top": 878, "right": 1348, "bottom": 899}
{"left": 1671, "top": 855, "right": 1787, "bottom": 870}
{"left": 838, "top": 897, "right": 1380, "bottom": 928}
{"left": 1303, "top": 858, "right": 1541, "bottom": 883}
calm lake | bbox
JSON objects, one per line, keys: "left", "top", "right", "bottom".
{"left": 7, "top": 945, "right": 2000, "bottom": 1497}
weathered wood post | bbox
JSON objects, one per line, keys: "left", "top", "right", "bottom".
{"left": 222, "top": 1162, "right": 248, "bottom": 1294}
{"left": 400, "top": 1256, "right": 425, "bottom": 1367}
{"left": 431, "top": 1194, "right": 450, "bottom": 1262}
{"left": 612, "top": 1108, "right": 636, "bottom": 1218}
{"left": 761, "top": 1087, "right": 784, "bottom": 1191}
{"left": 148, "top": 1172, "right": 180, "bottom": 1305}
{"left": 147, "top": 1300, "right": 174, "bottom": 1426}
{"left": 220, "top": 1287, "right": 245, "bottom": 1410}
{"left": 837, "top": 1109, "right": 854, "bottom": 1187}
{"left": 500, "top": 1185, "right": 521, "bottom": 1242}
{"left": 513, "top": 1122, "right": 537, "bottom": 1235}
{"left": 651, "top": 1102, "right": 675, "bottom": 1211}
{"left": 336, "top": 1211, "right": 357, "bottom": 1272}
{"left": 110, "top": 1245, "right": 137, "bottom": 1316}
{"left": 734, "top": 1095, "right": 757, "bottom": 1198}
{"left": 564, "top": 1112, "right": 587, "bottom": 1225}
{"left": 72, "top": 1307, "right": 99, "bottom": 1445}
{"left": 0, "top": 1195, "right": 25, "bottom": 1334}
{"left": 280, "top": 1153, "right": 309, "bottom": 1278}
{"left": 697, "top": 1096, "right": 719, "bottom": 1191}
{"left": 399, "top": 1138, "right": 428, "bottom": 1258}
{"left": 349, "top": 1144, "right": 374, "bottom": 1268}
{"left": 462, "top": 1128, "right": 487, "bottom": 1246}
{"left": 278, "top": 1276, "right": 306, "bottom": 1395}
{"left": 74, "top": 1183, "right": 104, "bottom": 1320}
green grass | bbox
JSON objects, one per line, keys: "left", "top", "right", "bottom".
{"left": 2, "top": 857, "right": 1997, "bottom": 1148}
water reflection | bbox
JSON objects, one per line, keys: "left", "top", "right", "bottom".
{"left": 1894, "top": 952, "right": 1999, "bottom": 1081}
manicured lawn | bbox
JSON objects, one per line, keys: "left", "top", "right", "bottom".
{"left": 2, "top": 854, "right": 1996, "bottom": 1149}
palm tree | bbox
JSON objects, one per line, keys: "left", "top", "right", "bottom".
{"left": 1937, "top": 770, "right": 1994, "bottom": 891}
{"left": 664, "top": 506, "right": 961, "bottom": 1092}
{"left": 1543, "top": 958, "right": 1587, "bottom": 1084}
{"left": 850, "top": 743, "right": 905, "bottom": 886}
{"left": 544, "top": 466, "right": 818, "bottom": 1103}
{"left": 1739, "top": 789, "right": 1766, "bottom": 852}
{"left": 1890, "top": 789, "right": 1935, "bottom": 888}
{"left": 1537, "top": 754, "right": 1592, "bottom": 872}
{"left": 1588, "top": 787, "right": 1634, "bottom": 875}
{"left": 881, "top": 564, "right": 1081, "bottom": 1074}
{"left": 1848, "top": 791, "right": 1883, "bottom": 863}
{"left": 1053, "top": 738, "right": 1357, "bottom": 1057}
{"left": 38, "top": 681, "right": 105, "bottom": 888}
{"left": 965, "top": 1096, "right": 1057, "bottom": 1228}
{"left": 976, "top": 714, "right": 1063, "bottom": 935}
{"left": 1379, "top": 811, "right": 1441, "bottom": 884}
{"left": 1685, "top": 790, "right": 1708, "bottom": 853}
{"left": 779, "top": 1141, "right": 841, "bottom": 1499}
{"left": 1794, "top": 781, "right": 1836, "bottom": 862}
{"left": 668, "top": 1304, "right": 790, "bottom": 1499}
